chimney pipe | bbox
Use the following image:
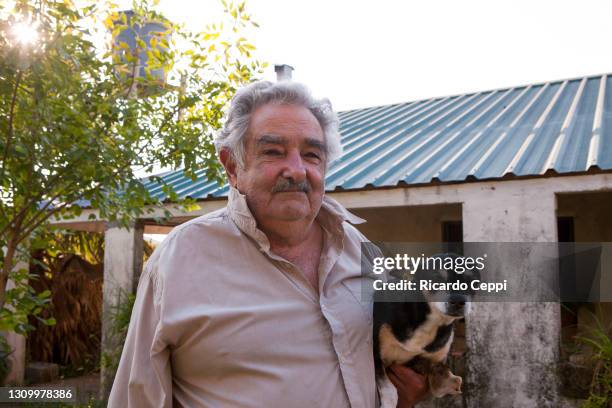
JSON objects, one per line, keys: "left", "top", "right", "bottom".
{"left": 274, "top": 64, "right": 294, "bottom": 82}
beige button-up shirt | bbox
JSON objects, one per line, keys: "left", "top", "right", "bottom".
{"left": 108, "top": 187, "right": 376, "bottom": 407}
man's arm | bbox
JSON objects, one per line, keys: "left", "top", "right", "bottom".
{"left": 107, "top": 257, "right": 172, "bottom": 407}
{"left": 387, "top": 364, "right": 429, "bottom": 408}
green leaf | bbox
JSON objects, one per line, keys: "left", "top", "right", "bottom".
{"left": 38, "top": 290, "right": 52, "bottom": 299}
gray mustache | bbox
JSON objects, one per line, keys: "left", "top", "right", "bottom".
{"left": 272, "top": 178, "right": 311, "bottom": 193}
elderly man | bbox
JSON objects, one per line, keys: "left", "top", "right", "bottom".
{"left": 108, "top": 81, "right": 426, "bottom": 407}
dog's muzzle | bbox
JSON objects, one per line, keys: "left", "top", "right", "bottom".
{"left": 446, "top": 294, "right": 467, "bottom": 316}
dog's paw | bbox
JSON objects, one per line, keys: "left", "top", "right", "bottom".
{"left": 447, "top": 373, "right": 462, "bottom": 395}
{"left": 430, "top": 370, "right": 462, "bottom": 398}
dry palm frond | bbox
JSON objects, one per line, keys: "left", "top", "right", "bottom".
{"left": 28, "top": 254, "right": 103, "bottom": 369}
{"left": 27, "top": 230, "right": 153, "bottom": 371}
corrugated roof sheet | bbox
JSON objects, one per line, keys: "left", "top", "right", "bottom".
{"left": 143, "top": 73, "right": 612, "bottom": 200}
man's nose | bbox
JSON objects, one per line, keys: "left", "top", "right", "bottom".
{"left": 281, "top": 151, "right": 307, "bottom": 182}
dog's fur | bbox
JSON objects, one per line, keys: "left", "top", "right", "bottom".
{"left": 373, "top": 253, "right": 478, "bottom": 407}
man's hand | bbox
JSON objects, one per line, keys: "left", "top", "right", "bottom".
{"left": 387, "top": 364, "right": 429, "bottom": 408}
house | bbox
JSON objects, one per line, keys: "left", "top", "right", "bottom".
{"left": 37, "top": 72, "right": 612, "bottom": 405}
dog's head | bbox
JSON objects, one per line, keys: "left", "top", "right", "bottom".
{"left": 413, "top": 253, "right": 480, "bottom": 318}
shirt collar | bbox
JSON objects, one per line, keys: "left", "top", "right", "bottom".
{"left": 226, "top": 186, "right": 365, "bottom": 251}
{"left": 320, "top": 193, "right": 366, "bottom": 226}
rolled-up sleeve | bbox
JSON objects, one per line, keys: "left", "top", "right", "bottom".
{"left": 107, "top": 252, "right": 172, "bottom": 408}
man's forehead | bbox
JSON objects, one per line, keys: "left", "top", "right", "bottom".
{"left": 246, "top": 103, "right": 326, "bottom": 144}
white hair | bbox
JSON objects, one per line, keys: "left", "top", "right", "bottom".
{"left": 215, "top": 81, "right": 343, "bottom": 168}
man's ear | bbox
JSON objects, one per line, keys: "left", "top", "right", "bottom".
{"left": 220, "top": 149, "right": 238, "bottom": 187}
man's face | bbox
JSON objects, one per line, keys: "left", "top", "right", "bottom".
{"left": 222, "top": 103, "right": 327, "bottom": 228}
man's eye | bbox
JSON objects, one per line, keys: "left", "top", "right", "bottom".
{"left": 305, "top": 152, "right": 322, "bottom": 161}
{"left": 263, "top": 149, "right": 282, "bottom": 156}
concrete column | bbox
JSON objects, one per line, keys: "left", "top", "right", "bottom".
{"left": 100, "top": 221, "right": 144, "bottom": 400}
{"left": 462, "top": 185, "right": 560, "bottom": 407}
{"left": 1, "top": 258, "right": 29, "bottom": 386}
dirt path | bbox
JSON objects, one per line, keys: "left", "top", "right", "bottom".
{"left": 34, "top": 372, "right": 101, "bottom": 405}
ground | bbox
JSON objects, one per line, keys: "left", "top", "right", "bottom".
{"left": 34, "top": 373, "right": 101, "bottom": 406}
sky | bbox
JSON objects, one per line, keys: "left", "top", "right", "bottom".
{"left": 145, "top": 0, "right": 612, "bottom": 111}
{"left": 117, "top": 0, "right": 612, "bottom": 241}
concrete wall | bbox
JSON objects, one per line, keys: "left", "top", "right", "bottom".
{"left": 462, "top": 186, "right": 560, "bottom": 408}
{"left": 100, "top": 222, "right": 144, "bottom": 400}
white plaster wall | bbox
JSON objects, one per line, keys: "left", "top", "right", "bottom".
{"left": 462, "top": 188, "right": 561, "bottom": 408}
{"left": 103, "top": 227, "right": 138, "bottom": 297}
{"left": 101, "top": 223, "right": 144, "bottom": 399}
{"left": 333, "top": 174, "right": 612, "bottom": 211}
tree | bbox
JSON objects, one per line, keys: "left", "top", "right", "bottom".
{"left": 0, "top": 0, "right": 265, "bottom": 333}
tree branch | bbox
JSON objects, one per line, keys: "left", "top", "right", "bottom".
{"left": 16, "top": 200, "right": 73, "bottom": 246}
{"left": 0, "top": 70, "right": 23, "bottom": 189}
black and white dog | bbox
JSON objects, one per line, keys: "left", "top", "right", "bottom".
{"left": 373, "top": 253, "right": 478, "bottom": 407}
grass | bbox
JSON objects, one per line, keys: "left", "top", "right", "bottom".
{"left": 578, "top": 315, "right": 612, "bottom": 408}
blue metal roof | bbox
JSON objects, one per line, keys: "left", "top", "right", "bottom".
{"left": 143, "top": 73, "right": 612, "bottom": 201}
